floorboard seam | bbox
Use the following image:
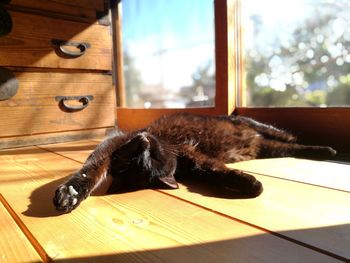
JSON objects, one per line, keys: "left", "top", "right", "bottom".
{"left": 156, "top": 190, "right": 348, "bottom": 262}
{"left": 0, "top": 193, "right": 52, "bottom": 263}
{"left": 241, "top": 170, "right": 350, "bottom": 194}
{"left": 35, "top": 143, "right": 348, "bottom": 262}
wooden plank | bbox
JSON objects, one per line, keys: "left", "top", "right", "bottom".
{"left": 4, "top": 0, "right": 105, "bottom": 12}
{"left": 116, "top": 108, "right": 228, "bottom": 131}
{"left": 161, "top": 172, "right": 350, "bottom": 261}
{"left": 0, "top": 72, "right": 115, "bottom": 137}
{"left": 38, "top": 139, "right": 100, "bottom": 163}
{"left": 0, "top": 10, "right": 112, "bottom": 70}
{"left": 0, "top": 200, "right": 42, "bottom": 263}
{"left": 52, "top": 0, "right": 105, "bottom": 11}
{"left": 6, "top": 0, "right": 99, "bottom": 20}
{"left": 113, "top": 1, "right": 126, "bottom": 107}
{"left": 230, "top": 158, "right": 350, "bottom": 192}
{"left": 0, "top": 128, "right": 108, "bottom": 150}
{"left": 214, "top": 0, "right": 236, "bottom": 115}
{"left": 0, "top": 146, "right": 340, "bottom": 262}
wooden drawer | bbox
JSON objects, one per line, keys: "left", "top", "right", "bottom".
{"left": 0, "top": 71, "right": 115, "bottom": 137}
{"left": 2, "top": 0, "right": 105, "bottom": 21}
{"left": 0, "top": 10, "right": 112, "bottom": 70}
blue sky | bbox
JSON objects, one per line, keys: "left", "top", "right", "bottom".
{"left": 121, "top": 0, "right": 215, "bottom": 92}
{"left": 122, "top": 0, "right": 214, "bottom": 52}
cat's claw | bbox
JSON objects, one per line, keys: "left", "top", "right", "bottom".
{"left": 53, "top": 184, "right": 82, "bottom": 213}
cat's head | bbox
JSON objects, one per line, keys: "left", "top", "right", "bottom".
{"left": 109, "top": 132, "right": 178, "bottom": 191}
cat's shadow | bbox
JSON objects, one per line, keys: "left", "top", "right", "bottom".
{"left": 23, "top": 175, "right": 253, "bottom": 218}
{"left": 176, "top": 176, "right": 257, "bottom": 199}
{"left": 22, "top": 176, "right": 68, "bottom": 218}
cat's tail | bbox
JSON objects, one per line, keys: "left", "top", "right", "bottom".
{"left": 259, "top": 139, "right": 337, "bottom": 160}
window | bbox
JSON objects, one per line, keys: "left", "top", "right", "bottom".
{"left": 241, "top": 0, "right": 350, "bottom": 107}
{"left": 120, "top": 0, "right": 215, "bottom": 108}
{"left": 114, "top": 0, "right": 350, "bottom": 153}
{"left": 114, "top": 0, "right": 235, "bottom": 130}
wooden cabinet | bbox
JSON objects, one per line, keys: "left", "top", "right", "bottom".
{"left": 0, "top": 0, "right": 116, "bottom": 149}
{"left": 5, "top": 0, "right": 105, "bottom": 20}
{"left": 0, "top": 72, "right": 115, "bottom": 136}
{"left": 0, "top": 11, "right": 112, "bottom": 70}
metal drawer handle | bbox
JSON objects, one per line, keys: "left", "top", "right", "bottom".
{"left": 51, "top": 39, "right": 91, "bottom": 58}
{"left": 55, "top": 95, "right": 93, "bottom": 112}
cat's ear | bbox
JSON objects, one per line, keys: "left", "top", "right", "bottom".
{"left": 158, "top": 175, "right": 179, "bottom": 189}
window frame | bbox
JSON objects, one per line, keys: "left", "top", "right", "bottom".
{"left": 233, "top": 0, "right": 350, "bottom": 153}
{"left": 113, "top": 0, "right": 237, "bottom": 130}
{"left": 113, "top": 0, "right": 350, "bottom": 153}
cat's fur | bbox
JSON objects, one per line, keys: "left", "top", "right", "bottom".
{"left": 54, "top": 113, "right": 336, "bottom": 213}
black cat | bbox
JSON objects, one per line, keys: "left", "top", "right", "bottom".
{"left": 54, "top": 113, "right": 336, "bottom": 213}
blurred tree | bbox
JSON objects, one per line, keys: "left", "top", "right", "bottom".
{"left": 327, "top": 74, "right": 350, "bottom": 105}
{"left": 180, "top": 61, "right": 215, "bottom": 107}
{"left": 123, "top": 51, "right": 143, "bottom": 106}
{"left": 245, "top": 1, "right": 350, "bottom": 107}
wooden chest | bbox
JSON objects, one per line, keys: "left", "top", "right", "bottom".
{"left": 0, "top": 0, "right": 116, "bottom": 149}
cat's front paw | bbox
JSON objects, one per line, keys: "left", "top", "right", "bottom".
{"left": 53, "top": 184, "right": 84, "bottom": 213}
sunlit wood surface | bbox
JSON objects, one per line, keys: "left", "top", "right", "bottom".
{"left": 0, "top": 140, "right": 349, "bottom": 262}
{"left": 0, "top": 200, "right": 41, "bottom": 263}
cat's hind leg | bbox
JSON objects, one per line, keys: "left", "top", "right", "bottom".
{"left": 231, "top": 115, "right": 297, "bottom": 143}
{"left": 179, "top": 145, "right": 263, "bottom": 197}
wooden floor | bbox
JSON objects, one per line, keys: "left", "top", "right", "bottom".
{"left": 0, "top": 140, "right": 350, "bottom": 263}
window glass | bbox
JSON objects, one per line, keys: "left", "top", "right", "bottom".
{"left": 242, "top": 0, "right": 350, "bottom": 107}
{"left": 121, "top": 0, "right": 215, "bottom": 108}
